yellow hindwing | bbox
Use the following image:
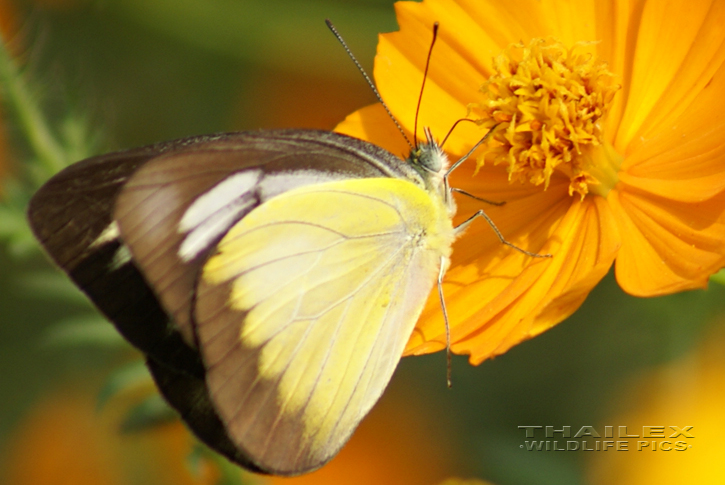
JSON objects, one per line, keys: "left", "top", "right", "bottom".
{"left": 196, "top": 177, "right": 454, "bottom": 473}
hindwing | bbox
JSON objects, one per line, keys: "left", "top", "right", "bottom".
{"left": 194, "top": 177, "right": 451, "bottom": 474}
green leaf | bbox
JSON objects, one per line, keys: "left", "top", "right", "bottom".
{"left": 0, "top": 31, "right": 67, "bottom": 178}
{"left": 19, "top": 271, "right": 92, "bottom": 305}
{"left": 42, "top": 316, "right": 126, "bottom": 349}
{"left": 711, "top": 268, "right": 725, "bottom": 286}
{"left": 0, "top": 206, "right": 27, "bottom": 237}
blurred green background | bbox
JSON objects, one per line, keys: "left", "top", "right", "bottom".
{"left": 1, "top": 1, "right": 724, "bottom": 485}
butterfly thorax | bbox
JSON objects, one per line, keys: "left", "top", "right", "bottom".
{"left": 406, "top": 127, "right": 455, "bottom": 218}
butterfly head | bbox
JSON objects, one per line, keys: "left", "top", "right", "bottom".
{"left": 410, "top": 127, "right": 448, "bottom": 171}
{"left": 406, "top": 126, "right": 451, "bottom": 202}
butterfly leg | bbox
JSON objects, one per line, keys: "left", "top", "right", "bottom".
{"left": 455, "top": 209, "right": 552, "bottom": 258}
{"left": 450, "top": 187, "right": 505, "bottom": 206}
{"left": 437, "top": 256, "right": 453, "bottom": 389}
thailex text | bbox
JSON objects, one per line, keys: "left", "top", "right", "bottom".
{"left": 518, "top": 426, "right": 694, "bottom": 451}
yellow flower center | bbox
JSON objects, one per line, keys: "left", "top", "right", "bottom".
{"left": 470, "top": 38, "right": 622, "bottom": 199}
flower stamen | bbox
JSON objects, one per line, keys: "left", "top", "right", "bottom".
{"left": 471, "top": 38, "right": 621, "bottom": 199}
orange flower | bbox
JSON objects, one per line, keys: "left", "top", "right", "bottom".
{"left": 1, "top": 389, "right": 218, "bottom": 485}
{"left": 265, "top": 392, "right": 455, "bottom": 485}
{"left": 587, "top": 324, "right": 725, "bottom": 484}
{"left": 336, "top": 0, "right": 725, "bottom": 364}
{"left": 1, "top": 386, "right": 455, "bottom": 485}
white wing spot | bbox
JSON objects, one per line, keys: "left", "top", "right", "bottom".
{"left": 90, "top": 221, "right": 120, "bottom": 249}
{"left": 259, "top": 170, "right": 347, "bottom": 200}
{"left": 180, "top": 170, "right": 262, "bottom": 232}
{"left": 109, "top": 244, "right": 132, "bottom": 271}
{"left": 178, "top": 170, "right": 262, "bottom": 262}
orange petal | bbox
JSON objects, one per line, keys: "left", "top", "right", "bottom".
{"left": 448, "top": 0, "right": 600, "bottom": 47}
{"left": 448, "top": 156, "right": 572, "bottom": 230}
{"left": 343, "top": 0, "right": 623, "bottom": 161}
{"left": 336, "top": 103, "right": 514, "bottom": 194}
{"left": 376, "top": 1, "right": 491, "bottom": 156}
{"left": 334, "top": 103, "right": 412, "bottom": 158}
{"left": 618, "top": 170, "right": 725, "bottom": 204}
{"left": 614, "top": 0, "right": 725, "bottom": 150}
{"left": 375, "top": 0, "right": 605, "bottom": 157}
{"left": 531, "top": 0, "right": 598, "bottom": 46}
{"left": 614, "top": 49, "right": 725, "bottom": 203}
{"left": 406, "top": 189, "right": 620, "bottom": 364}
{"left": 610, "top": 22, "right": 725, "bottom": 295}
{"left": 599, "top": 0, "right": 648, "bottom": 140}
{"left": 610, "top": 186, "right": 725, "bottom": 296}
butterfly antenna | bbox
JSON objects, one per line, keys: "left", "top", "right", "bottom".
{"left": 438, "top": 256, "right": 453, "bottom": 388}
{"left": 325, "top": 19, "right": 414, "bottom": 151}
{"left": 414, "top": 22, "right": 439, "bottom": 148}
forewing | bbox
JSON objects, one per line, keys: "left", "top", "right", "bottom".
{"left": 195, "top": 177, "right": 447, "bottom": 475}
{"left": 28, "top": 130, "right": 417, "bottom": 367}
{"left": 114, "top": 130, "right": 421, "bottom": 348}
{"left": 27, "top": 139, "right": 205, "bottom": 375}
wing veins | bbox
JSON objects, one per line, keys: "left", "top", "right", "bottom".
{"left": 208, "top": 250, "right": 318, "bottom": 428}
{"left": 229, "top": 295, "right": 324, "bottom": 443}
{"left": 217, "top": 226, "right": 400, "bottom": 286}
{"left": 244, "top": 235, "right": 406, "bottom": 345}
{"left": 282, "top": 239, "right": 405, "bottom": 322}
{"left": 298, "top": 188, "right": 411, "bottom": 230}
{"left": 204, "top": 229, "right": 404, "bottom": 415}
{"left": 307, "top": 247, "right": 419, "bottom": 452}
{"left": 219, "top": 219, "right": 401, "bottom": 248}
{"left": 258, "top": 296, "right": 354, "bottom": 462}
{"left": 220, "top": 232, "right": 411, "bottom": 443}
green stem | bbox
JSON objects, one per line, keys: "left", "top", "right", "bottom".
{"left": 0, "top": 39, "right": 66, "bottom": 177}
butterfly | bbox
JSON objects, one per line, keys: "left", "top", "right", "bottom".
{"left": 26, "top": 19, "right": 547, "bottom": 476}
{"left": 26, "top": 124, "right": 476, "bottom": 475}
